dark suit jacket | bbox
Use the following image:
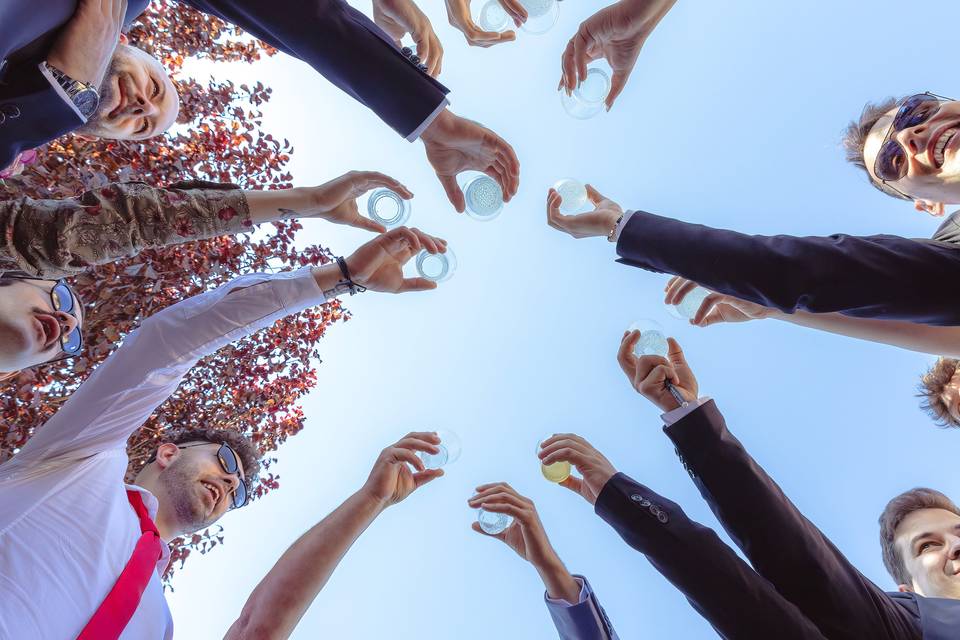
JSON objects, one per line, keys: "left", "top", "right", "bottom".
{"left": 0, "top": 0, "right": 449, "bottom": 169}
{"left": 596, "top": 472, "right": 828, "bottom": 640}
{"left": 615, "top": 210, "right": 960, "bottom": 326}
{"left": 660, "top": 400, "right": 958, "bottom": 639}
{"left": 0, "top": 0, "right": 150, "bottom": 170}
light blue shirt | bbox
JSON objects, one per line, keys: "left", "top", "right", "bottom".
{"left": 544, "top": 575, "right": 619, "bottom": 640}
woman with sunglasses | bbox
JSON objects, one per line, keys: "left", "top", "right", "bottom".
{"left": 0, "top": 271, "right": 84, "bottom": 379}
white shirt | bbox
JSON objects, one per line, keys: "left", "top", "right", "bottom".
{"left": 0, "top": 268, "right": 327, "bottom": 640}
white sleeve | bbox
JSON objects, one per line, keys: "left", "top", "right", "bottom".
{"left": 609, "top": 210, "right": 635, "bottom": 243}
{"left": 14, "top": 268, "right": 327, "bottom": 464}
{"left": 37, "top": 61, "right": 87, "bottom": 122}
{"left": 405, "top": 98, "right": 449, "bottom": 142}
{"left": 661, "top": 396, "right": 712, "bottom": 425}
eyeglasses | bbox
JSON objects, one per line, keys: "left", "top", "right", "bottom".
{"left": 873, "top": 92, "right": 955, "bottom": 197}
{"left": 0, "top": 273, "right": 83, "bottom": 357}
{"left": 178, "top": 443, "right": 248, "bottom": 509}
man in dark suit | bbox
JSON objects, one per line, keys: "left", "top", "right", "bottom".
{"left": 538, "top": 331, "right": 960, "bottom": 639}
{"left": 1, "top": 0, "right": 520, "bottom": 211}
{"left": 544, "top": 183, "right": 960, "bottom": 326}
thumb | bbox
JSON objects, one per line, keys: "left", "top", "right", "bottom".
{"left": 606, "top": 69, "right": 631, "bottom": 111}
{"left": 584, "top": 183, "right": 608, "bottom": 205}
{"left": 559, "top": 475, "right": 583, "bottom": 495}
{"left": 437, "top": 174, "right": 466, "bottom": 213}
{"left": 666, "top": 337, "right": 687, "bottom": 369}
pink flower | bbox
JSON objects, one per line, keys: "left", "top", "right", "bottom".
{"left": 217, "top": 206, "right": 237, "bottom": 221}
{"left": 0, "top": 149, "right": 37, "bottom": 179}
{"left": 174, "top": 217, "right": 194, "bottom": 237}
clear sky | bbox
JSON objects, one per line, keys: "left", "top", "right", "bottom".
{"left": 165, "top": 1, "right": 960, "bottom": 637}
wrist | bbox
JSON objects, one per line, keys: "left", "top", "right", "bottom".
{"left": 420, "top": 107, "right": 452, "bottom": 144}
{"left": 351, "top": 488, "right": 390, "bottom": 519}
{"left": 536, "top": 558, "right": 580, "bottom": 602}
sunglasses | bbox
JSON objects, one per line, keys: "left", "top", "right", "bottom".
{"left": 0, "top": 273, "right": 83, "bottom": 357}
{"left": 874, "top": 92, "right": 955, "bottom": 195}
{"left": 178, "top": 443, "right": 248, "bottom": 509}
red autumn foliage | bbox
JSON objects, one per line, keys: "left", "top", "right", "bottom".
{"left": 0, "top": 1, "right": 345, "bottom": 582}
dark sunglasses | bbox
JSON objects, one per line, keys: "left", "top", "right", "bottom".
{"left": 874, "top": 92, "right": 955, "bottom": 193}
{"left": 0, "top": 273, "right": 83, "bottom": 356}
{"left": 178, "top": 442, "right": 248, "bottom": 509}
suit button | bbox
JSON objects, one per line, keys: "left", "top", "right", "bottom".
{"left": 1, "top": 105, "right": 19, "bottom": 118}
{"left": 657, "top": 511, "right": 669, "bottom": 524}
{"left": 401, "top": 46, "right": 413, "bottom": 57}
{"left": 630, "top": 493, "right": 644, "bottom": 502}
{"left": 409, "top": 54, "right": 421, "bottom": 65}
{"left": 418, "top": 63, "right": 428, "bottom": 72}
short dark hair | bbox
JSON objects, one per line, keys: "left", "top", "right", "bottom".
{"left": 841, "top": 96, "right": 911, "bottom": 201}
{"left": 917, "top": 357, "right": 960, "bottom": 427}
{"left": 149, "top": 427, "right": 261, "bottom": 497}
{"left": 879, "top": 488, "right": 960, "bottom": 584}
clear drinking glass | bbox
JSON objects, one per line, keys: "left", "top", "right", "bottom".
{"left": 415, "top": 248, "right": 457, "bottom": 283}
{"left": 628, "top": 318, "right": 669, "bottom": 358}
{"left": 416, "top": 429, "right": 462, "bottom": 470}
{"left": 537, "top": 435, "right": 572, "bottom": 483}
{"left": 366, "top": 188, "right": 411, "bottom": 229}
{"left": 474, "top": 0, "right": 510, "bottom": 31}
{"left": 518, "top": 0, "right": 559, "bottom": 34}
{"left": 666, "top": 286, "right": 711, "bottom": 320}
{"left": 552, "top": 178, "right": 588, "bottom": 214}
{"left": 477, "top": 508, "right": 514, "bottom": 535}
{"left": 458, "top": 172, "right": 504, "bottom": 221}
{"left": 560, "top": 66, "right": 611, "bottom": 120}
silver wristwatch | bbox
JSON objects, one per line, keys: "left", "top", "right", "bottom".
{"left": 43, "top": 62, "right": 100, "bottom": 119}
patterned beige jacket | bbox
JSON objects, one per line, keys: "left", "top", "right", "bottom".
{"left": 0, "top": 181, "right": 252, "bottom": 278}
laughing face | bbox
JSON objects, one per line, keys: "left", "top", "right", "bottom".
{"left": 863, "top": 98, "right": 960, "bottom": 211}
{"left": 895, "top": 508, "right": 960, "bottom": 598}
{"left": 75, "top": 43, "right": 180, "bottom": 142}
{"left": 0, "top": 279, "right": 82, "bottom": 374}
{"left": 156, "top": 442, "right": 246, "bottom": 534}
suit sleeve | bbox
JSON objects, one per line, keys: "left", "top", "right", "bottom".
{"left": 615, "top": 209, "right": 960, "bottom": 326}
{"left": 179, "top": 0, "right": 449, "bottom": 139}
{"left": 594, "top": 472, "right": 829, "bottom": 640}
{"left": 544, "top": 575, "right": 619, "bottom": 640}
{"left": 663, "top": 401, "right": 921, "bottom": 640}
{"left": 0, "top": 61, "right": 82, "bottom": 171}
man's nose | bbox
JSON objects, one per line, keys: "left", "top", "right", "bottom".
{"left": 127, "top": 91, "right": 157, "bottom": 117}
{"left": 54, "top": 310, "right": 79, "bottom": 335}
{"left": 899, "top": 124, "right": 931, "bottom": 158}
{"left": 948, "top": 535, "right": 960, "bottom": 560}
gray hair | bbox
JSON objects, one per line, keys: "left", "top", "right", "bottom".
{"left": 841, "top": 97, "right": 911, "bottom": 200}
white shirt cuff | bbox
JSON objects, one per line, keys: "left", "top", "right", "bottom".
{"left": 544, "top": 576, "right": 589, "bottom": 607}
{"left": 406, "top": 98, "right": 449, "bottom": 142}
{"left": 609, "top": 210, "right": 635, "bottom": 243}
{"left": 38, "top": 61, "right": 87, "bottom": 122}
{"left": 661, "top": 396, "right": 712, "bottom": 426}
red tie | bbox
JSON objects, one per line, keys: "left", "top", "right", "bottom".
{"left": 77, "top": 490, "right": 164, "bottom": 640}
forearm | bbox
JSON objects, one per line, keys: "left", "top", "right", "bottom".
{"left": 0, "top": 180, "right": 252, "bottom": 278}
{"left": 245, "top": 187, "right": 316, "bottom": 225}
{"left": 771, "top": 309, "right": 960, "bottom": 357}
{"left": 534, "top": 557, "right": 581, "bottom": 603}
{"left": 225, "top": 490, "right": 385, "bottom": 640}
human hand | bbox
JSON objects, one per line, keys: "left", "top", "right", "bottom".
{"left": 617, "top": 331, "right": 698, "bottom": 411}
{"left": 420, "top": 109, "right": 520, "bottom": 213}
{"left": 47, "top": 0, "right": 128, "bottom": 87}
{"left": 345, "top": 226, "right": 447, "bottom": 293}
{"left": 359, "top": 432, "right": 444, "bottom": 510}
{"left": 560, "top": 0, "right": 676, "bottom": 109}
{"left": 374, "top": 0, "right": 444, "bottom": 76}
{"left": 294, "top": 171, "right": 414, "bottom": 233}
{"left": 467, "top": 483, "right": 562, "bottom": 569}
{"left": 665, "top": 276, "right": 775, "bottom": 327}
{"left": 546, "top": 183, "right": 622, "bottom": 239}
{"left": 538, "top": 434, "right": 617, "bottom": 505}
{"left": 443, "top": 0, "right": 524, "bottom": 47}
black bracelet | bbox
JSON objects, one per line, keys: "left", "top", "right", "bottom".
{"left": 335, "top": 256, "right": 366, "bottom": 295}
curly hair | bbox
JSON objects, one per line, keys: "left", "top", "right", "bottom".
{"left": 879, "top": 487, "right": 960, "bottom": 585}
{"left": 917, "top": 357, "right": 960, "bottom": 427}
{"left": 148, "top": 427, "right": 261, "bottom": 496}
{"left": 841, "top": 96, "right": 910, "bottom": 201}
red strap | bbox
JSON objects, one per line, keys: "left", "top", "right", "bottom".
{"left": 76, "top": 490, "right": 163, "bottom": 640}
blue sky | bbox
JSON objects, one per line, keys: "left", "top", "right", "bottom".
{"left": 165, "top": 1, "right": 960, "bottom": 637}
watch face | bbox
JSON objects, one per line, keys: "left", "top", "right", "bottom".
{"left": 74, "top": 88, "right": 100, "bottom": 119}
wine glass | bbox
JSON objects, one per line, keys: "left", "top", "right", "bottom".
{"left": 416, "top": 429, "right": 462, "bottom": 470}
{"left": 366, "top": 188, "right": 411, "bottom": 229}
{"left": 477, "top": 507, "right": 514, "bottom": 534}
{"left": 537, "top": 434, "right": 571, "bottom": 483}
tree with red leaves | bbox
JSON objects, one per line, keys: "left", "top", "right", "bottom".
{"left": 0, "top": 1, "right": 344, "bottom": 580}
